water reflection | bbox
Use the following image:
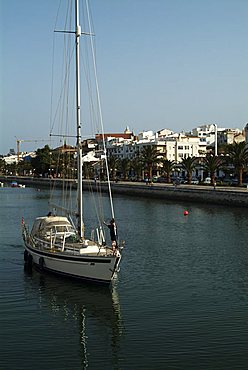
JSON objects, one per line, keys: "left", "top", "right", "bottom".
{"left": 24, "top": 268, "right": 123, "bottom": 369}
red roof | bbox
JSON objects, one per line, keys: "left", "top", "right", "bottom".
{"left": 95, "top": 133, "right": 134, "bottom": 142}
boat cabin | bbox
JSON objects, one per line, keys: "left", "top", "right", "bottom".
{"left": 31, "top": 216, "right": 76, "bottom": 240}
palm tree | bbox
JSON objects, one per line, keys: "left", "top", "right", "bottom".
{"left": 226, "top": 142, "right": 248, "bottom": 185}
{"left": 140, "top": 145, "right": 160, "bottom": 180}
{"left": 161, "top": 159, "right": 175, "bottom": 183}
{"left": 181, "top": 156, "right": 197, "bottom": 184}
{"left": 130, "top": 156, "right": 143, "bottom": 180}
{"left": 107, "top": 155, "right": 119, "bottom": 180}
{"left": 202, "top": 154, "right": 223, "bottom": 185}
{"left": 118, "top": 158, "right": 130, "bottom": 180}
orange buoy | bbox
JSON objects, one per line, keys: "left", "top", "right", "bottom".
{"left": 184, "top": 210, "right": 189, "bottom": 216}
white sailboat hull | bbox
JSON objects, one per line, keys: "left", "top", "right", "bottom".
{"left": 23, "top": 242, "right": 121, "bottom": 284}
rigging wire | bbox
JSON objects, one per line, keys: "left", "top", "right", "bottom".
{"left": 85, "top": 0, "right": 116, "bottom": 221}
{"left": 50, "top": 1, "right": 75, "bottom": 141}
{"left": 49, "top": 1, "right": 77, "bottom": 212}
{"left": 78, "top": 0, "right": 110, "bottom": 226}
{"left": 49, "top": 0, "right": 62, "bottom": 137}
{"left": 48, "top": 0, "right": 115, "bottom": 239}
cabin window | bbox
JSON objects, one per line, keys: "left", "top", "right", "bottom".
{"left": 55, "top": 226, "right": 67, "bottom": 232}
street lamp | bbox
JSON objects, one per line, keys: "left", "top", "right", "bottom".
{"left": 214, "top": 124, "right": 218, "bottom": 156}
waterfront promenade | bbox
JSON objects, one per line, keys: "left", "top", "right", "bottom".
{"left": 1, "top": 175, "right": 248, "bottom": 208}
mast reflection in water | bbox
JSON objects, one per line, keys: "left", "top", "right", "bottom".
{"left": 23, "top": 268, "right": 123, "bottom": 370}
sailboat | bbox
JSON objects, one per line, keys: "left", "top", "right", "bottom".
{"left": 22, "top": 0, "right": 122, "bottom": 284}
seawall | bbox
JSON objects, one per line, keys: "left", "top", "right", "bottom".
{"left": 1, "top": 176, "right": 248, "bottom": 208}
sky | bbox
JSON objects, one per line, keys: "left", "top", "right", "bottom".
{"left": 1, "top": 0, "right": 248, "bottom": 155}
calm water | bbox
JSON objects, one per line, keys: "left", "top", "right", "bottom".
{"left": 1, "top": 186, "right": 248, "bottom": 369}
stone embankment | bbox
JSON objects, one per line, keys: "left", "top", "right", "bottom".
{"left": 1, "top": 176, "right": 248, "bottom": 208}
{"left": 108, "top": 181, "right": 248, "bottom": 208}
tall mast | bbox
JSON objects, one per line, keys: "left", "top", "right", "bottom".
{"left": 75, "top": 0, "right": 84, "bottom": 239}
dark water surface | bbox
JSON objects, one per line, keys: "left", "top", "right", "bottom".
{"left": 1, "top": 187, "right": 248, "bottom": 369}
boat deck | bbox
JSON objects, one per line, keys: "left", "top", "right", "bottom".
{"left": 31, "top": 235, "right": 116, "bottom": 257}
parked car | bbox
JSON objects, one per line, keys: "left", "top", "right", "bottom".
{"left": 191, "top": 177, "right": 199, "bottom": 185}
{"left": 215, "top": 177, "right": 224, "bottom": 185}
{"left": 223, "top": 178, "right": 238, "bottom": 186}
{"left": 204, "top": 177, "right": 211, "bottom": 184}
{"left": 157, "top": 176, "right": 166, "bottom": 183}
{"left": 128, "top": 176, "right": 138, "bottom": 181}
{"left": 171, "top": 177, "right": 184, "bottom": 185}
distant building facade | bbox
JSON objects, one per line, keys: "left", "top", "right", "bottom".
{"left": 245, "top": 124, "right": 248, "bottom": 146}
{"left": 96, "top": 127, "right": 206, "bottom": 163}
{"left": 218, "top": 128, "right": 245, "bottom": 146}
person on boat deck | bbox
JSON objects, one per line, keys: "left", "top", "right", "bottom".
{"left": 104, "top": 218, "right": 118, "bottom": 249}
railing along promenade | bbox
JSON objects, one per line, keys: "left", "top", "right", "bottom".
{"left": 1, "top": 176, "right": 248, "bottom": 208}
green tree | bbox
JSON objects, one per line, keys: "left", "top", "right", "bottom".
{"left": 17, "top": 159, "right": 33, "bottom": 176}
{"left": 202, "top": 154, "right": 223, "bottom": 185}
{"left": 0, "top": 158, "right": 6, "bottom": 175}
{"left": 5, "top": 162, "right": 17, "bottom": 176}
{"left": 141, "top": 145, "right": 160, "bottom": 180}
{"left": 161, "top": 159, "right": 175, "bottom": 183}
{"left": 181, "top": 156, "right": 197, "bottom": 185}
{"left": 31, "top": 145, "right": 52, "bottom": 177}
{"left": 226, "top": 142, "right": 248, "bottom": 185}
{"left": 82, "top": 163, "right": 95, "bottom": 179}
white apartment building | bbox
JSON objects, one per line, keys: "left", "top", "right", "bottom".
{"left": 106, "top": 137, "right": 137, "bottom": 160}
{"left": 3, "top": 155, "right": 18, "bottom": 165}
{"left": 191, "top": 123, "right": 222, "bottom": 147}
{"left": 105, "top": 130, "right": 205, "bottom": 163}
{"left": 164, "top": 133, "right": 205, "bottom": 162}
{"left": 101, "top": 124, "right": 246, "bottom": 164}
{"left": 3, "top": 151, "right": 36, "bottom": 165}
{"left": 192, "top": 123, "right": 247, "bottom": 152}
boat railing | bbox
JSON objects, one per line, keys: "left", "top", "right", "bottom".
{"left": 22, "top": 222, "right": 36, "bottom": 248}
{"left": 61, "top": 233, "right": 66, "bottom": 252}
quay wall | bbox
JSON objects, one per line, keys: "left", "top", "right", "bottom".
{"left": 1, "top": 176, "right": 248, "bottom": 208}
{"left": 108, "top": 182, "right": 248, "bottom": 208}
